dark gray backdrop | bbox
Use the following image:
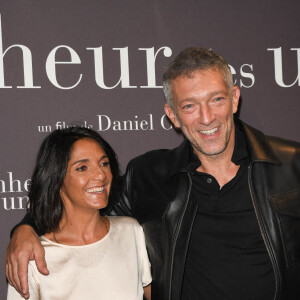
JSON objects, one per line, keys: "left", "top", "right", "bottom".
{"left": 1, "top": 1, "right": 299, "bottom": 297}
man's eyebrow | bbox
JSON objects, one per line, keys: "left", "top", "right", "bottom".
{"left": 200, "top": 90, "right": 229, "bottom": 99}
{"left": 178, "top": 90, "right": 229, "bottom": 102}
{"left": 208, "top": 90, "right": 229, "bottom": 97}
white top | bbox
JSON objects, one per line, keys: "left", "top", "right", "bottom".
{"left": 7, "top": 216, "right": 152, "bottom": 300}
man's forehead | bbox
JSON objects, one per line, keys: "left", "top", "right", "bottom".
{"left": 172, "top": 67, "right": 221, "bottom": 80}
{"left": 170, "top": 69, "right": 231, "bottom": 103}
{"left": 170, "top": 69, "right": 227, "bottom": 91}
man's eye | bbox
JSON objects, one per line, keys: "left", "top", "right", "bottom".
{"left": 183, "top": 104, "right": 192, "bottom": 109}
{"left": 215, "top": 97, "right": 224, "bottom": 102}
{"left": 76, "top": 165, "right": 87, "bottom": 171}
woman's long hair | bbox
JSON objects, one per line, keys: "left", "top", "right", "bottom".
{"left": 28, "top": 126, "right": 120, "bottom": 235}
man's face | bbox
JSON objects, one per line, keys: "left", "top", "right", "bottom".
{"left": 164, "top": 69, "right": 240, "bottom": 159}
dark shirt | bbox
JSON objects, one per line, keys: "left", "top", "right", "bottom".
{"left": 181, "top": 125, "right": 275, "bottom": 300}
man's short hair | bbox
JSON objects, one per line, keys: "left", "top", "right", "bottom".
{"left": 163, "top": 47, "right": 233, "bottom": 108}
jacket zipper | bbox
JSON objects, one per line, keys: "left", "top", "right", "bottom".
{"left": 248, "top": 165, "right": 280, "bottom": 300}
{"left": 168, "top": 171, "right": 192, "bottom": 300}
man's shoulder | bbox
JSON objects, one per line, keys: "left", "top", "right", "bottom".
{"left": 267, "top": 134, "right": 300, "bottom": 150}
{"left": 266, "top": 134, "right": 300, "bottom": 162}
{"left": 128, "top": 139, "right": 189, "bottom": 169}
{"left": 239, "top": 120, "right": 300, "bottom": 162}
{"left": 132, "top": 147, "right": 175, "bottom": 164}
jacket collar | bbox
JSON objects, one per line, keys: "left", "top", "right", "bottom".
{"left": 239, "top": 120, "right": 280, "bottom": 165}
{"left": 165, "top": 119, "right": 280, "bottom": 181}
{"left": 167, "top": 138, "right": 192, "bottom": 176}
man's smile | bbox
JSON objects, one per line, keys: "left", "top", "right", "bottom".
{"left": 198, "top": 127, "right": 219, "bottom": 136}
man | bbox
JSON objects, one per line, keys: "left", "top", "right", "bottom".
{"left": 6, "top": 47, "right": 300, "bottom": 299}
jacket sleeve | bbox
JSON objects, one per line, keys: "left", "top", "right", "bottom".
{"left": 108, "top": 160, "right": 135, "bottom": 217}
{"left": 11, "top": 160, "right": 137, "bottom": 235}
{"left": 10, "top": 212, "right": 41, "bottom": 237}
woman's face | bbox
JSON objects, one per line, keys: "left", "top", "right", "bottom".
{"left": 60, "top": 138, "right": 112, "bottom": 212}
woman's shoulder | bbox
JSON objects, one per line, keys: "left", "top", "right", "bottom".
{"left": 108, "top": 216, "right": 143, "bottom": 236}
{"left": 108, "top": 216, "right": 146, "bottom": 248}
{"left": 108, "top": 216, "right": 140, "bottom": 228}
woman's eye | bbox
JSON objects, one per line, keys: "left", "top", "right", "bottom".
{"left": 76, "top": 165, "right": 87, "bottom": 171}
{"left": 100, "top": 161, "right": 110, "bottom": 167}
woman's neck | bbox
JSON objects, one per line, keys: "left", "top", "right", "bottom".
{"left": 45, "top": 209, "right": 109, "bottom": 246}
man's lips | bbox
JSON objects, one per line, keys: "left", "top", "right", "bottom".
{"left": 198, "top": 127, "right": 219, "bottom": 136}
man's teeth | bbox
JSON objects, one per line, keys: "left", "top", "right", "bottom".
{"left": 199, "top": 128, "right": 218, "bottom": 135}
{"left": 87, "top": 187, "right": 104, "bottom": 193}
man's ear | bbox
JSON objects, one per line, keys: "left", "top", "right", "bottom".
{"left": 232, "top": 86, "right": 240, "bottom": 114}
{"left": 164, "top": 104, "right": 180, "bottom": 128}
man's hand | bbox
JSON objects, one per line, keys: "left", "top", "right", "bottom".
{"left": 5, "top": 225, "right": 49, "bottom": 299}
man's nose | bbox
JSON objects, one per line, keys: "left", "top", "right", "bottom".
{"left": 199, "top": 105, "right": 214, "bottom": 125}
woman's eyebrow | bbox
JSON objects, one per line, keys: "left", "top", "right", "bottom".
{"left": 71, "top": 158, "right": 89, "bottom": 166}
{"left": 98, "top": 155, "right": 108, "bottom": 162}
{"left": 71, "top": 155, "right": 108, "bottom": 166}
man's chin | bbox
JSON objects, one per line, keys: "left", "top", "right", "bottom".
{"left": 195, "top": 144, "right": 227, "bottom": 157}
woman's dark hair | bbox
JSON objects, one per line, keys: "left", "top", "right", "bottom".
{"left": 28, "top": 126, "right": 120, "bottom": 235}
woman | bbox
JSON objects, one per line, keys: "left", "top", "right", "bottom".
{"left": 7, "top": 126, "right": 151, "bottom": 300}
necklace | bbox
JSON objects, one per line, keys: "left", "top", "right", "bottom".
{"left": 101, "top": 216, "right": 109, "bottom": 234}
{"left": 53, "top": 231, "right": 59, "bottom": 243}
{"left": 52, "top": 216, "right": 108, "bottom": 244}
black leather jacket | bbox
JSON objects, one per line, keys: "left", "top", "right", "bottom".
{"left": 113, "top": 121, "right": 300, "bottom": 300}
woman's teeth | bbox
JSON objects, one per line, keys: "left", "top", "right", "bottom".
{"left": 87, "top": 187, "right": 104, "bottom": 193}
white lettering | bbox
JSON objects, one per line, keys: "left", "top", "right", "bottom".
{"left": 87, "top": 46, "right": 137, "bottom": 89}
{"left": 46, "top": 45, "right": 82, "bottom": 89}
{"left": 228, "top": 64, "right": 237, "bottom": 86}
{"left": 0, "top": 14, "right": 41, "bottom": 89}
{"left": 267, "top": 47, "right": 300, "bottom": 87}
{"left": 113, "top": 121, "right": 122, "bottom": 131}
{"left": 0, "top": 172, "right": 31, "bottom": 193}
{"left": 24, "top": 179, "right": 31, "bottom": 192}
{"left": 97, "top": 115, "right": 111, "bottom": 131}
{"left": 97, "top": 114, "right": 154, "bottom": 131}
{"left": 240, "top": 64, "right": 255, "bottom": 88}
{"left": 2, "top": 196, "right": 29, "bottom": 210}
{"left": 140, "top": 47, "right": 172, "bottom": 88}
{"left": 161, "top": 114, "right": 173, "bottom": 130}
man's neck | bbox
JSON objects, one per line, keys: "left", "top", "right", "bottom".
{"left": 195, "top": 129, "right": 239, "bottom": 189}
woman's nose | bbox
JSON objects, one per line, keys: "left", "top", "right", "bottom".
{"left": 94, "top": 167, "right": 106, "bottom": 181}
